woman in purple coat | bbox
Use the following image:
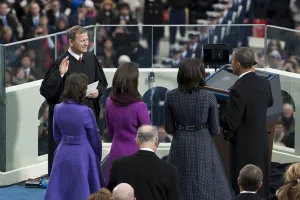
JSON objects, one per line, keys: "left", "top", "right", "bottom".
{"left": 44, "top": 73, "right": 105, "bottom": 200}
{"left": 105, "top": 62, "right": 151, "bottom": 184}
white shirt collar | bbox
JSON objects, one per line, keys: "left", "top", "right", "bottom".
{"left": 238, "top": 70, "right": 252, "bottom": 79}
{"left": 68, "top": 48, "right": 82, "bottom": 61}
{"left": 140, "top": 148, "right": 154, "bottom": 152}
{"left": 240, "top": 191, "right": 256, "bottom": 194}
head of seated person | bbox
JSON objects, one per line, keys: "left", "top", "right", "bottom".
{"left": 276, "top": 163, "right": 300, "bottom": 200}
{"left": 61, "top": 73, "right": 88, "bottom": 104}
{"left": 238, "top": 164, "right": 263, "bottom": 193}
{"left": 88, "top": 188, "right": 112, "bottom": 200}
{"left": 136, "top": 125, "right": 159, "bottom": 152}
{"left": 112, "top": 183, "right": 136, "bottom": 200}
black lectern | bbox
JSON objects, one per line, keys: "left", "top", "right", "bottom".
{"left": 204, "top": 64, "right": 283, "bottom": 176}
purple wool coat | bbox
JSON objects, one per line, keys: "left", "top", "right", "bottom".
{"left": 44, "top": 100, "right": 105, "bottom": 200}
{"left": 105, "top": 97, "right": 151, "bottom": 184}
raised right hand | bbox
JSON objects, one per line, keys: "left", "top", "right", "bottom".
{"left": 59, "top": 56, "right": 69, "bottom": 76}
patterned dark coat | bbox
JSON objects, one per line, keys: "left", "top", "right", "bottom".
{"left": 164, "top": 88, "right": 234, "bottom": 200}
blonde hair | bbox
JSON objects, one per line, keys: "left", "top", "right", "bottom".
{"left": 277, "top": 163, "right": 300, "bottom": 200}
{"left": 88, "top": 188, "right": 112, "bottom": 200}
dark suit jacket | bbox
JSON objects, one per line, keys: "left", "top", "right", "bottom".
{"left": 0, "top": 14, "right": 19, "bottom": 38}
{"left": 232, "top": 193, "right": 264, "bottom": 200}
{"left": 107, "top": 150, "right": 180, "bottom": 200}
{"left": 46, "top": 10, "right": 66, "bottom": 27}
{"left": 69, "top": 15, "right": 95, "bottom": 27}
{"left": 220, "top": 72, "right": 273, "bottom": 198}
{"left": 21, "top": 14, "right": 44, "bottom": 39}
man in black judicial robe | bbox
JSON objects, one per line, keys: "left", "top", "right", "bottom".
{"left": 220, "top": 47, "right": 273, "bottom": 198}
{"left": 40, "top": 25, "right": 108, "bottom": 176}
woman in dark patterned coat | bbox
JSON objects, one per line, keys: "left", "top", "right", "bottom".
{"left": 164, "top": 58, "right": 234, "bottom": 200}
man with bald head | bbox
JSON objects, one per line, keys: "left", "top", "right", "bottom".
{"left": 108, "top": 125, "right": 180, "bottom": 200}
{"left": 112, "top": 183, "right": 136, "bottom": 200}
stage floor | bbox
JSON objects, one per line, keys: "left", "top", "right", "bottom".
{"left": 0, "top": 185, "right": 46, "bottom": 200}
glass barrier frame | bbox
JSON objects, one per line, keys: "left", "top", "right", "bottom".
{"left": 0, "top": 44, "right": 6, "bottom": 171}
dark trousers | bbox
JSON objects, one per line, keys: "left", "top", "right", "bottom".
{"left": 146, "top": 36, "right": 160, "bottom": 58}
{"left": 143, "top": 26, "right": 161, "bottom": 61}
{"left": 169, "top": 8, "right": 186, "bottom": 45}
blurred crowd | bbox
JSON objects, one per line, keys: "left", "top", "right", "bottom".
{"left": 2, "top": 0, "right": 300, "bottom": 87}
{"left": 2, "top": 0, "right": 158, "bottom": 87}
{"left": 273, "top": 103, "right": 295, "bottom": 149}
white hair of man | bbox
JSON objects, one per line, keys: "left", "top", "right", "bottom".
{"left": 112, "top": 183, "right": 135, "bottom": 200}
{"left": 136, "top": 125, "right": 158, "bottom": 144}
{"left": 118, "top": 55, "right": 131, "bottom": 65}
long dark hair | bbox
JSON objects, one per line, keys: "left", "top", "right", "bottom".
{"left": 110, "top": 62, "right": 142, "bottom": 106}
{"left": 177, "top": 58, "right": 206, "bottom": 92}
{"left": 61, "top": 73, "right": 88, "bottom": 104}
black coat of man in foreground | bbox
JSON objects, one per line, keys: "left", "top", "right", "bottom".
{"left": 40, "top": 25, "right": 108, "bottom": 175}
{"left": 220, "top": 47, "right": 274, "bottom": 198}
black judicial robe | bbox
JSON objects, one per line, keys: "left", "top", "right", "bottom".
{"left": 40, "top": 51, "right": 108, "bottom": 175}
{"left": 220, "top": 72, "right": 273, "bottom": 198}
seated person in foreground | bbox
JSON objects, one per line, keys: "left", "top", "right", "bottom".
{"left": 232, "top": 164, "right": 264, "bottom": 200}
{"left": 88, "top": 188, "right": 112, "bottom": 200}
{"left": 267, "top": 162, "right": 300, "bottom": 200}
{"left": 107, "top": 125, "right": 180, "bottom": 200}
{"left": 112, "top": 183, "right": 136, "bottom": 200}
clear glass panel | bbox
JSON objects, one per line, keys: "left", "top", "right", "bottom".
{"left": 56, "top": 31, "right": 68, "bottom": 58}
{"left": 271, "top": 71, "right": 300, "bottom": 152}
{"left": 38, "top": 101, "right": 49, "bottom": 156}
{"left": 97, "top": 25, "right": 153, "bottom": 144}
{"left": 153, "top": 25, "right": 210, "bottom": 68}
{"left": 95, "top": 25, "right": 152, "bottom": 68}
{"left": 266, "top": 26, "right": 300, "bottom": 74}
{"left": 144, "top": 70, "right": 175, "bottom": 145}
{"left": 4, "top": 35, "right": 56, "bottom": 87}
{"left": 264, "top": 26, "right": 300, "bottom": 152}
{"left": 208, "top": 25, "right": 265, "bottom": 68}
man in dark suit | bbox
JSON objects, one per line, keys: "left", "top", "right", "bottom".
{"left": 0, "top": 1, "right": 19, "bottom": 39}
{"left": 69, "top": 4, "right": 95, "bottom": 27}
{"left": 232, "top": 164, "right": 264, "bottom": 200}
{"left": 107, "top": 125, "right": 180, "bottom": 200}
{"left": 220, "top": 47, "right": 274, "bottom": 198}
{"left": 21, "top": 2, "right": 43, "bottom": 39}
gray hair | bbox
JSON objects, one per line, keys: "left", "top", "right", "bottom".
{"left": 136, "top": 125, "right": 158, "bottom": 144}
{"left": 66, "top": 25, "right": 87, "bottom": 41}
{"left": 239, "top": 164, "right": 263, "bottom": 191}
{"left": 112, "top": 183, "right": 135, "bottom": 200}
{"left": 234, "top": 47, "right": 255, "bottom": 69}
